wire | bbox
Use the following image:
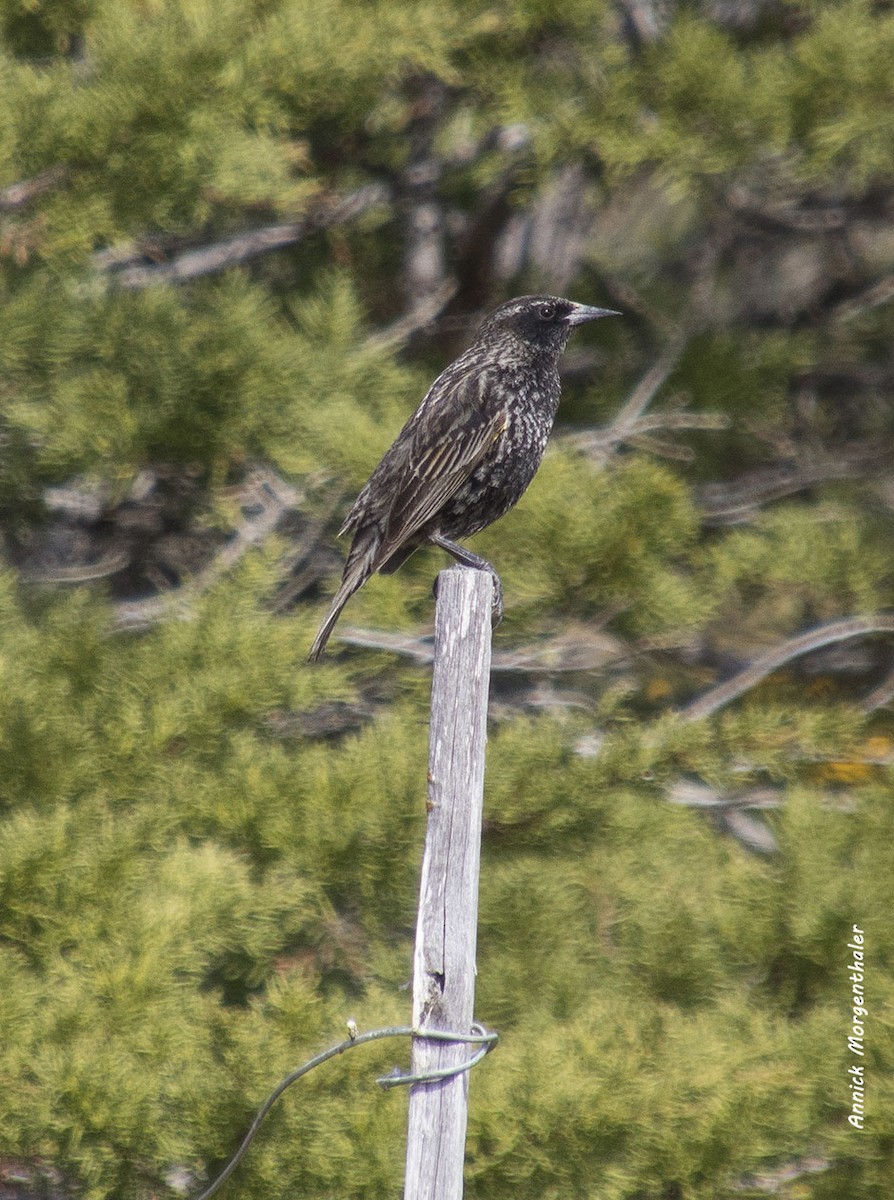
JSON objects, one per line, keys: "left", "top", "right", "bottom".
{"left": 191, "top": 1021, "right": 498, "bottom": 1200}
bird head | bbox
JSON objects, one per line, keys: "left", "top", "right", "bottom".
{"left": 477, "top": 295, "right": 620, "bottom": 357}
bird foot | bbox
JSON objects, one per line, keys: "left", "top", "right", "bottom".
{"left": 432, "top": 567, "right": 503, "bottom": 627}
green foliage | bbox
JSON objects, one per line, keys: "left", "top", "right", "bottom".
{"left": 475, "top": 451, "right": 708, "bottom": 636}
{"left": 0, "top": 271, "right": 418, "bottom": 484}
{"left": 1, "top": 1, "right": 893, "bottom": 1198}
{"left": 788, "top": 1, "right": 894, "bottom": 185}
{"left": 705, "top": 506, "right": 894, "bottom": 633}
{"left": 467, "top": 998, "right": 817, "bottom": 1200}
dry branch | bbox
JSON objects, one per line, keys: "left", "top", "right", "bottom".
{"left": 680, "top": 614, "right": 894, "bottom": 722}
{"left": 0, "top": 166, "right": 67, "bottom": 212}
{"left": 97, "top": 185, "right": 388, "bottom": 289}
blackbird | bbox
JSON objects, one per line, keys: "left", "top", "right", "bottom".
{"left": 309, "top": 294, "right": 619, "bottom": 660}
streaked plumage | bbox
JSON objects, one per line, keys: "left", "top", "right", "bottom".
{"left": 309, "top": 294, "right": 619, "bottom": 660}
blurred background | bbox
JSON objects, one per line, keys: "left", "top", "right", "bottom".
{"left": 0, "top": 1, "right": 892, "bottom": 1197}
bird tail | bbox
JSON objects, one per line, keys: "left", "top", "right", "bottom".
{"left": 307, "top": 577, "right": 361, "bottom": 662}
{"left": 308, "top": 535, "right": 382, "bottom": 662}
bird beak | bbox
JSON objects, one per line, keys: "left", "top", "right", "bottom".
{"left": 566, "top": 303, "right": 622, "bottom": 326}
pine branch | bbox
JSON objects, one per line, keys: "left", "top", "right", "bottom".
{"left": 563, "top": 337, "right": 727, "bottom": 463}
{"left": 832, "top": 273, "right": 894, "bottom": 323}
{"left": 331, "top": 625, "right": 629, "bottom": 673}
{"left": 363, "top": 280, "right": 458, "bottom": 354}
{"left": 97, "top": 185, "right": 389, "bottom": 289}
{"left": 668, "top": 781, "right": 782, "bottom": 810}
{"left": 0, "top": 166, "right": 67, "bottom": 212}
{"left": 696, "top": 445, "right": 892, "bottom": 524}
{"left": 111, "top": 468, "right": 300, "bottom": 631}
{"left": 567, "top": 408, "right": 728, "bottom": 462}
{"left": 608, "top": 336, "right": 689, "bottom": 430}
{"left": 680, "top": 614, "right": 894, "bottom": 722}
{"left": 22, "top": 549, "right": 131, "bottom": 584}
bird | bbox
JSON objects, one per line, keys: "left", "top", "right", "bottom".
{"left": 308, "top": 294, "right": 620, "bottom": 660}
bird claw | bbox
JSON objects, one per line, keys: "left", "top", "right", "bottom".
{"left": 489, "top": 571, "right": 504, "bottom": 628}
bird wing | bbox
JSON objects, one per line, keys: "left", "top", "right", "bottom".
{"left": 391, "top": 408, "right": 507, "bottom": 537}
{"left": 357, "top": 364, "right": 508, "bottom": 570}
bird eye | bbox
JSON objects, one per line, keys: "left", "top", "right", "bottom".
{"left": 537, "top": 302, "right": 556, "bottom": 321}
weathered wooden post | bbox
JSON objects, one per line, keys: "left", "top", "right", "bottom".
{"left": 404, "top": 565, "right": 493, "bottom": 1200}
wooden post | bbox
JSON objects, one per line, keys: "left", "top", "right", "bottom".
{"left": 404, "top": 566, "right": 493, "bottom": 1200}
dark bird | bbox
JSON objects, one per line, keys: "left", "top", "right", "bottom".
{"left": 308, "top": 294, "right": 619, "bottom": 660}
